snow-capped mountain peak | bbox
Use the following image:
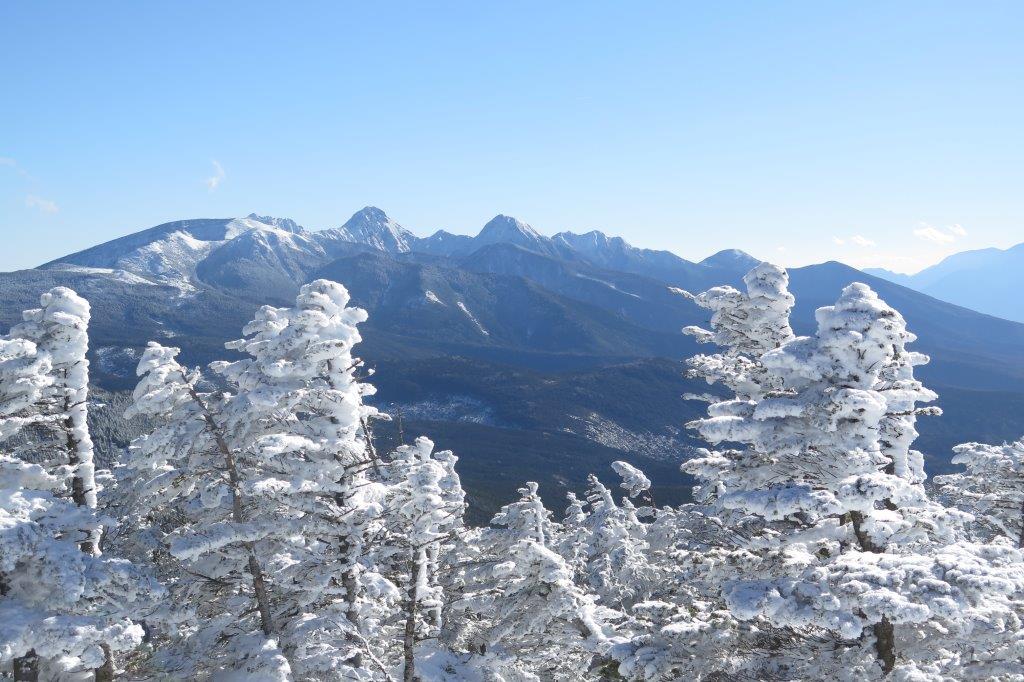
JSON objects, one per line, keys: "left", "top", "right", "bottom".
{"left": 700, "top": 249, "right": 760, "bottom": 271}
{"left": 245, "top": 214, "right": 305, "bottom": 234}
{"left": 317, "top": 206, "right": 416, "bottom": 254}
{"left": 477, "top": 215, "right": 544, "bottom": 245}
{"left": 42, "top": 214, "right": 324, "bottom": 292}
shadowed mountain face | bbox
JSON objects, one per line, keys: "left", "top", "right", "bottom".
{"left": 8, "top": 207, "right": 1024, "bottom": 519}
{"left": 865, "top": 242, "right": 1024, "bottom": 323}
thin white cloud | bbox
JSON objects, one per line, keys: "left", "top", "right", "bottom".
{"left": 913, "top": 222, "right": 967, "bottom": 244}
{"left": 1, "top": 157, "right": 31, "bottom": 179}
{"left": 205, "top": 159, "right": 225, "bottom": 191}
{"left": 25, "top": 194, "right": 59, "bottom": 214}
{"left": 833, "top": 234, "right": 874, "bottom": 247}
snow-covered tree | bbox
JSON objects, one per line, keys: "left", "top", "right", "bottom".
{"left": 123, "top": 279, "right": 391, "bottom": 679}
{"left": 936, "top": 438, "right": 1024, "bottom": 546}
{"left": 684, "top": 278, "right": 1023, "bottom": 677}
{"left": 608, "top": 474, "right": 780, "bottom": 680}
{"left": 677, "top": 262, "right": 795, "bottom": 401}
{"left": 487, "top": 539, "right": 618, "bottom": 680}
{"left": 601, "top": 265, "right": 807, "bottom": 680}
{"left": 440, "top": 481, "right": 620, "bottom": 680}
{"left": 10, "top": 288, "right": 101, "bottom": 552}
{"left": 1, "top": 292, "right": 146, "bottom": 681}
{"left": 372, "top": 437, "right": 466, "bottom": 681}
{"left": 122, "top": 341, "right": 291, "bottom": 679}
{"left": 211, "top": 278, "right": 394, "bottom": 679}
{"left": 576, "top": 474, "right": 653, "bottom": 610}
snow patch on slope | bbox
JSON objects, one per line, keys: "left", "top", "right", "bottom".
{"left": 44, "top": 265, "right": 158, "bottom": 286}
{"left": 117, "top": 230, "right": 216, "bottom": 286}
{"left": 574, "top": 273, "right": 642, "bottom": 299}
{"left": 566, "top": 413, "right": 684, "bottom": 462}
{"left": 379, "top": 395, "right": 496, "bottom": 425}
{"left": 456, "top": 301, "right": 489, "bottom": 336}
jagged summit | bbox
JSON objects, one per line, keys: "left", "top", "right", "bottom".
{"left": 245, "top": 214, "right": 305, "bottom": 234}
{"left": 319, "top": 206, "right": 416, "bottom": 254}
{"left": 554, "top": 229, "right": 631, "bottom": 252}
{"left": 347, "top": 206, "right": 391, "bottom": 226}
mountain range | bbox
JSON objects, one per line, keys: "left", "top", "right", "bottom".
{"left": 4, "top": 207, "right": 1023, "bottom": 520}
{"left": 865, "top": 242, "right": 1024, "bottom": 323}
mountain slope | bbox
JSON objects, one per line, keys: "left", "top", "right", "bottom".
{"left": 44, "top": 215, "right": 316, "bottom": 289}
{"left": 551, "top": 230, "right": 754, "bottom": 287}
{"left": 12, "top": 209, "right": 1024, "bottom": 518}
{"left": 313, "top": 250, "right": 691, "bottom": 358}
{"left": 864, "top": 242, "right": 1024, "bottom": 323}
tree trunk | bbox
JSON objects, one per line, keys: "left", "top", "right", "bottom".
{"left": 339, "top": 537, "right": 364, "bottom": 668}
{"left": 13, "top": 651, "right": 39, "bottom": 681}
{"left": 403, "top": 552, "right": 421, "bottom": 682}
{"left": 189, "top": 388, "right": 276, "bottom": 637}
{"left": 849, "top": 510, "right": 897, "bottom": 674}
{"left": 94, "top": 645, "right": 115, "bottom": 682}
{"left": 873, "top": 617, "right": 896, "bottom": 675}
{"left": 56, "top": 366, "right": 99, "bottom": 555}
{"left": 246, "top": 549, "right": 275, "bottom": 636}
{"left": 1018, "top": 497, "right": 1024, "bottom": 549}
{"left": 61, "top": 379, "right": 109, "bottom": 682}
{"left": 325, "top": 361, "right": 372, "bottom": 669}
{"left": 66, "top": 414, "right": 99, "bottom": 555}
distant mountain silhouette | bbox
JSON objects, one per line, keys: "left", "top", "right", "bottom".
{"left": 865, "top": 242, "right": 1024, "bottom": 323}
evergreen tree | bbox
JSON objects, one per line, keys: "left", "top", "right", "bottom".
{"left": 687, "top": 279, "right": 1022, "bottom": 677}
{"left": 936, "top": 438, "right": 1024, "bottom": 545}
{"left": 1, "top": 291, "right": 146, "bottom": 681}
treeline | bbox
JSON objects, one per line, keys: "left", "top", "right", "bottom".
{"left": 1, "top": 268, "right": 1022, "bottom": 680}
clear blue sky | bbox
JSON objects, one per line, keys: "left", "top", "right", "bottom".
{"left": 2, "top": 1, "right": 1021, "bottom": 273}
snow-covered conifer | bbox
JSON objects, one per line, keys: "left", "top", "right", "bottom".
{"left": 441, "top": 481, "right": 620, "bottom": 680}
{"left": 936, "top": 438, "right": 1024, "bottom": 545}
{"left": 122, "top": 341, "right": 290, "bottom": 678}
{"left": 678, "top": 262, "right": 795, "bottom": 400}
{"left": 211, "top": 278, "right": 394, "bottom": 678}
{"left": 123, "top": 280, "right": 399, "bottom": 679}
{"left": 375, "top": 437, "right": 466, "bottom": 681}
{"left": 11, "top": 287, "right": 100, "bottom": 550}
{"left": 577, "top": 474, "right": 653, "bottom": 610}
{"left": 685, "top": 278, "right": 1022, "bottom": 676}
{"left": 486, "top": 539, "right": 617, "bottom": 679}
{"left": 1, "top": 296, "right": 145, "bottom": 680}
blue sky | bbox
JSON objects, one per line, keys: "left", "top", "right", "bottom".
{"left": 2, "top": 2, "right": 1021, "bottom": 272}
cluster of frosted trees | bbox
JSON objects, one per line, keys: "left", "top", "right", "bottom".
{"left": 2, "top": 270, "right": 1023, "bottom": 680}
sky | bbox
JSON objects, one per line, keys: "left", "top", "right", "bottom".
{"left": 1, "top": 1, "right": 1022, "bottom": 273}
